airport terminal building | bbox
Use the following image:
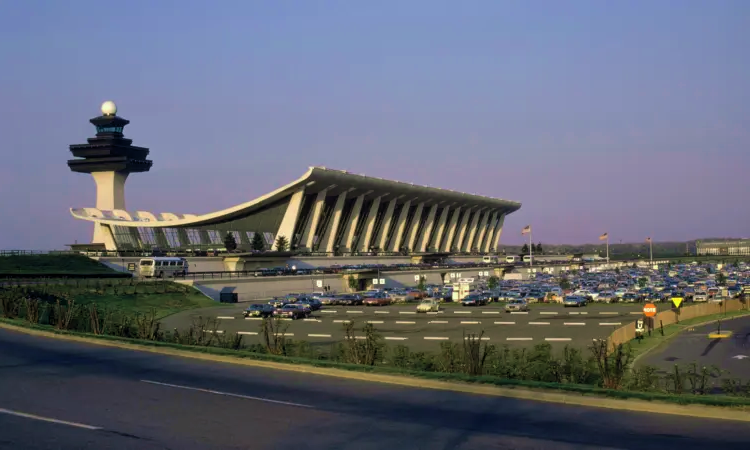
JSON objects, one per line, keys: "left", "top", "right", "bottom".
{"left": 68, "top": 103, "right": 521, "bottom": 256}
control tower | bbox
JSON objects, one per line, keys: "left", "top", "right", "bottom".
{"left": 68, "top": 101, "right": 152, "bottom": 242}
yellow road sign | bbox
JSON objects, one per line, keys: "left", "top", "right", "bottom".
{"left": 671, "top": 297, "right": 683, "bottom": 308}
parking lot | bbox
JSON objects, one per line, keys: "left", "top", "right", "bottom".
{"left": 162, "top": 303, "right": 668, "bottom": 351}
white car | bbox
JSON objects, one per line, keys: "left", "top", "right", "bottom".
{"left": 574, "top": 289, "right": 600, "bottom": 301}
{"left": 416, "top": 299, "right": 441, "bottom": 313}
{"left": 614, "top": 288, "right": 628, "bottom": 298}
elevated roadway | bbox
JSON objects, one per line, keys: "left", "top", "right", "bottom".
{"left": 1, "top": 328, "right": 749, "bottom": 449}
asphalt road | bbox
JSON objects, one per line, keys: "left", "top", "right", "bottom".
{"left": 1, "top": 329, "right": 750, "bottom": 449}
{"left": 639, "top": 315, "right": 750, "bottom": 382}
{"left": 162, "top": 303, "right": 653, "bottom": 350}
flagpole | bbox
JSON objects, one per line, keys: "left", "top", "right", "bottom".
{"left": 649, "top": 238, "right": 653, "bottom": 264}
{"left": 529, "top": 230, "right": 533, "bottom": 267}
{"left": 606, "top": 235, "right": 610, "bottom": 265}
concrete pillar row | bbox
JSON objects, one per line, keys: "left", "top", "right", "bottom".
{"left": 416, "top": 204, "right": 439, "bottom": 252}
{"left": 441, "top": 206, "right": 462, "bottom": 253}
{"left": 389, "top": 200, "right": 412, "bottom": 252}
{"left": 358, "top": 196, "right": 382, "bottom": 252}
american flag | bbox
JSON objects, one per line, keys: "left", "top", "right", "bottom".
{"left": 599, "top": 233, "right": 608, "bottom": 241}
{"left": 521, "top": 225, "right": 531, "bottom": 235}
{"left": 646, "top": 237, "right": 652, "bottom": 243}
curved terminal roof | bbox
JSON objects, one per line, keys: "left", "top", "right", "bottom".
{"left": 71, "top": 166, "right": 522, "bottom": 227}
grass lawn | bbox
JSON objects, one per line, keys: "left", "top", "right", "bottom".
{"left": 0, "top": 254, "right": 118, "bottom": 275}
{"left": 630, "top": 309, "right": 750, "bottom": 362}
{"left": 73, "top": 291, "right": 219, "bottom": 319}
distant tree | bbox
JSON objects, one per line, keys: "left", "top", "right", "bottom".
{"left": 223, "top": 232, "right": 237, "bottom": 252}
{"left": 535, "top": 242, "right": 543, "bottom": 254}
{"left": 487, "top": 275, "right": 499, "bottom": 290}
{"left": 716, "top": 272, "right": 727, "bottom": 286}
{"left": 614, "top": 267, "right": 621, "bottom": 275}
{"left": 521, "top": 243, "right": 529, "bottom": 254}
{"left": 251, "top": 232, "right": 266, "bottom": 252}
{"left": 559, "top": 277, "right": 571, "bottom": 290}
{"left": 637, "top": 277, "right": 648, "bottom": 288}
{"left": 275, "top": 235, "right": 289, "bottom": 252}
{"left": 416, "top": 275, "right": 427, "bottom": 292}
{"left": 347, "top": 275, "right": 359, "bottom": 292}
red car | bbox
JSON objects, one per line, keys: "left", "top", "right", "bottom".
{"left": 364, "top": 292, "right": 393, "bottom": 306}
{"left": 273, "top": 304, "right": 310, "bottom": 320}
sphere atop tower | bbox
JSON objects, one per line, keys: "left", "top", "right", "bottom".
{"left": 101, "top": 101, "right": 117, "bottom": 116}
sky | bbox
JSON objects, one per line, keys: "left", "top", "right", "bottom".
{"left": 0, "top": 0, "right": 748, "bottom": 250}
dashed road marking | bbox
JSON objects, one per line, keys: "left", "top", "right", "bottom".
{"left": 460, "top": 321, "right": 481, "bottom": 324}
{"left": 217, "top": 316, "right": 235, "bottom": 320}
{"left": 495, "top": 321, "right": 515, "bottom": 325}
{"left": 367, "top": 321, "right": 384, "bottom": 324}
{"left": 564, "top": 322, "right": 586, "bottom": 326}
{"left": 464, "top": 336, "right": 490, "bottom": 340}
{"left": 600, "top": 312, "right": 619, "bottom": 315}
{"left": 400, "top": 311, "right": 417, "bottom": 315}
{"left": 600, "top": 322, "right": 622, "bottom": 326}
{"left": 141, "top": 380, "right": 313, "bottom": 408}
{"left": 454, "top": 311, "right": 471, "bottom": 314}
{"left": 510, "top": 312, "right": 529, "bottom": 315}
{"left": 308, "top": 334, "right": 332, "bottom": 338}
{"left": 507, "top": 337, "right": 533, "bottom": 341}
{"left": 245, "top": 317, "right": 262, "bottom": 321}
{"left": 630, "top": 312, "right": 643, "bottom": 315}
{"left": 429, "top": 320, "right": 448, "bottom": 324}
{"left": 347, "top": 311, "right": 363, "bottom": 314}
{"left": 569, "top": 312, "right": 588, "bottom": 315}
{"left": 385, "top": 336, "right": 408, "bottom": 341}
{"left": 540, "top": 312, "right": 558, "bottom": 315}
{"left": 482, "top": 311, "right": 501, "bottom": 314}
{"left": 319, "top": 310, "right": 337, "bottom": 313}
{"left": 545, "top": 338, "right": 572, "bottom": 342}
{"left": 395, "top": 321, "right": 416, "bottom": 324}
{"left": 204, "top": 330, "right": 225, "bottom": 334}
{"left": 424, "top": 336, "right": 450, "bottom": 340}
{"left": 333, "top": 320, "right": 351, "bottom": 323}
{"left": 374, "top": 311, "right": 390, "bottom": 314}
{"left": 303, "top": 318, "right": 321, "bottom": 322}
{"left": 237, "top": 331, "right": 258, "bottom": 335}
{"left": 529, "top": 322, "right": 550, "bottom": 325}
{"left": 0, "top": 407, "right": 101, "bottom": 430}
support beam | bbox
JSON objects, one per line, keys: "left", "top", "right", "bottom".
{"left": 299, "top": 189, "right": 328, "bottom": 251}
{"left": 375, "top": 199, "right": 397, "bottom": 251}
{"left": 319, "top": 192, "right": 347, "bottom": 253}
{"left": 416, "top": 204, "right": 438, "bottom": 252}
{"left": 462, "top": 209, "right": 484, "bottom": 252}
{"left": 481, "top": 211, "right": 499, "bottom": 253}
{"left": 341, "top": 194, "right": 365, "bottom": 252}
{"left": 389, "top": 200, "right": 412, "bottom": 252}
{"left": 472, "top": 210, "right": 491, "bottom": 253}
{"left": 491, "top": 213, "right": 507, "bottom": 252}
{"left": 273, "top": 189, "right": 306, "bottom": 251}
{"left": 404, "top": 202, "right": 425, "bottom": 252}
{"left": 430, "top": 206, "right": 450, "bottom": 251}
{"left": 453, "top": 208, "right": 474, "bottom": 252}
{"left": 357, "top": 196, "right": 382, "bottom": 252}
{"left": 441, "top": 206, "right": 461, "bottom": 253}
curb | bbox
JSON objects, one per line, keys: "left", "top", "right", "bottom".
{"left": 1, "top": 322, "right": 749, "bottom": 422}
{"left": 631, "top": 311, "right": 750, "bottom": 367}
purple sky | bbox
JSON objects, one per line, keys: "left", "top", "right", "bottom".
{"left": 1, "top": 0, "right": 748, "bottom": 250}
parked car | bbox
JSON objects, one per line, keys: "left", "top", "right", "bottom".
{"left": 504, "top": 299, "right": 530, "bottom": 312}
{"left": 243, "top": 303, "right": 275, "bottom": 318}
{"left": 573, "top": 289, "right": 599, "bottom": 301}
{"left": 620, "top": 292, "right": 640, "bottom": 303}
{"left": 337, "top": 294, "right": 364, "bottom": 306}
{"left": 364, "top": 292, "right": 393, "bottom": 306}
{"left": 269, "top": 297, "right": 294, "bottom": 308}
{"left": 461, "top": 294, "right": 488, "bottom": 306}
{"left": 563, "top": 295, "right": 588, "bottom": 307}
{"left": 416, "top": 299, "right": 441, "bottom": 313}
{"left": 597, "top": 291, "right": 618, "bottom": 303}
{"left": 273, "top": 304, "right": 310, "bottom": 319}
{"left": 296, "top": 297, "right": 322, "bottom": 311}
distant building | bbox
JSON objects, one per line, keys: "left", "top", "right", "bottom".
{"left": 696, "top": 240, "right": 750, "bottom": 256}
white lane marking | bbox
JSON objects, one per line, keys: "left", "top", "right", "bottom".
{"left": 237, "top": 331, "right": 258, "bottom": 335}
{"left": 424, "top": 336, "right": 450, "bottom": 340}
{"left": 319, "top": 310, "right": 337, "bottom": 313}
{"left": 217, "top": 316, "right": 235, "bottom": 319}
{"left": 367, "top": 321, "right": 384, "bottom": 324}
{"left": 395, "top": 321, "right": 416, "bottom": 324}
{"left": 400, "top": 311, "right": 417, "bottom": 315}
{"left": 630, "top": 312, "right": 643, "bottom": 315}
{"left": 539, "top": 312, "right": 558, "bottom": 315}
{"left": 0, "top": 407, "right": 101, "bottom": 430}
{"left": 204, "top": 330, "right": 225, "bottom": 334}
{"left": 245, "top": 317, "right": 262, "bottom": 321}
{"left": 507, "top": 337, "right": 533, "bottom": 341}
{"left": 494, "top": 321, "right": 515, "bottom": 325}
{"left": 385, "top": 337, "right": 408, "bottom": 340}
{"left": 510, "top": 311, "right": 529, "bottom": 315}
{"left": 599, "top": 312, "right": 619, "bottom": 315}
{"left": 460, "top": 321, "right": 481, "bottom": 324}
{"left": 303, "top": 318, "right": 321, "bottom": 322}
{"left": 464, "top": 336, "right": 490, "bottom": 340}
{"left": 374, "top": 311, "right": 390, "bottom": 314}
{"left": 354, "top": 336, "right": 366, "bottom": 340}
{"left": 454, "top": 311, "right": 471, "bottom": 314}
{"left": 347, "top": 311, "right": 363, "bottom": 314}
{"left": 427, "top": 312, "right": 440, "bottom": 315}
{"left": 333, "top": 320, "right": 351, "bottom": 323}
{"left": 429, "top": 320, "right": 448, "bottom": 324}
{"left": 564, "top": 322, "right": 586, "bottom": 326}
{"left": 308, "top": 334, "right": 332, "bottom": 338}
{"left": 599, "top": 322, "right": 622, "bottom": 326}
{"left": 546, "top": 338, "right": 572, "bottom": 342}
{"left": 569, "top": 312, "right": 588, "bottom": 315}
{"left": 141, "top": 380, "right": 313, "bottom": 408}
{"left": 528, "top": 322, "right": 550, "bottom": 325}
{"left": 482, "top": 311, "right": 500, "bottom": 314}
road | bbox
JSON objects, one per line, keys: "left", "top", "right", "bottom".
{"left": 162, "top": 303, "right": 657, "bottom": 350}
{"left": 639, "top": 315, "right": 750, "bottom": 382}
{"left": 1, "top": 328, "right": 749, "bottom": 449}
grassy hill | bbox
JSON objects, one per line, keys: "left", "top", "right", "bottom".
{"left": 0, "top": 254, "right": 121, "bottom": 276}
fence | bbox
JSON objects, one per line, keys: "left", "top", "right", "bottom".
{"left": 607, "top": 298, "right": 749, "bottom": 351}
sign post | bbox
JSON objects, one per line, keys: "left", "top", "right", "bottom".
{"left": 670, "top": 297, "right": 682, "bottom": 324}
{"left": 635, "top": 319, "right": 645, "bottom": 342}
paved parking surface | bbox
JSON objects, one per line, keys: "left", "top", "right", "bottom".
{"left": 163, "top": 303, "right": 658, "bottom": 350}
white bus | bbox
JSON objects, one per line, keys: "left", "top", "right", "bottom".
{"left": 139, "top": 257, "right": 189, "bottom": 278}
{"left": 523, "top": 255, "right": 533, "bottom": 264}
{"left": 505, "top": 255, "right": 520, "bottom": 263}
{"left": 482, "top": 255, "right": 498, "bottom": 264}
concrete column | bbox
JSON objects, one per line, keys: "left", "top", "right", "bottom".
{"left": 341, "top": 194, "right": 365, "bottom": 252}
{"left": 319, "top": 192, "right": 347, "bottom": 253}
{"left": 462, "top": 209, "right": 484, "bottom": 252}
{"left": 481, "top": 211, "right": 499, "bottom": 253}
{"left": 404, "top": 202, "right": 425, "bottom": 252}
{"left": 472, "top": 211, "right": 491, "bottom": 252}
{"left": 357, "top": 196, "right": 382, "bottom": 252}
{"left": 441, "top": 207, "right": 461, "bottom": 253}
{"left": 430, "top": 206, "right": 450, "bottom": 251}
{"left": 375, "top": 199, "right": 397, "bottom": 250}
{"left": 453, "top": 208, "right": 474, "bottom": 252}
{"left": 416, "top": 204, "right": 439, "bottom": 252}
{"left": 491, "top": 213, "right": 507, "bottom": 252}
{"left": 389, "top": 200, "right": 412, "bottom": 252}
{"left": 299, "top": 189, "right": 328, "bottom": 251}
{"left": 273, "top": 189, "right": 305, "bottom": 250}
